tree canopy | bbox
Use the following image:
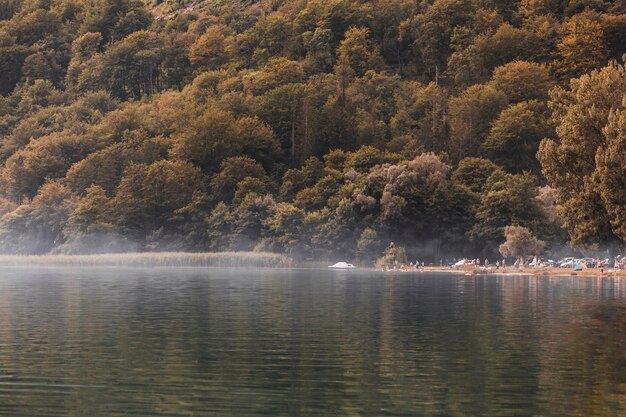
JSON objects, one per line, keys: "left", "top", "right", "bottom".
{"left": 0, "top": 0, "right": 623, "bottom": 260}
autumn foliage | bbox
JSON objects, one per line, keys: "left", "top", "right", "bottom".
{"left": 0, "top": 0, "right": 624, "bottom": 260}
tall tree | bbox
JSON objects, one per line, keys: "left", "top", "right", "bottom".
{"left": 481, "top": 100, "right": 554, "bottom": 173}
{"left": 538, "top": 58, "right": 626, "bottom": 249}
{"left": 448, "top": 84, "right": 508, "bottom": 161}
{"left": 554, "top": 10, "right": 609, "bottom": 79}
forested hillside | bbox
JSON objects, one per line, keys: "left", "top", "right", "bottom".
{"left": 0, "top": 0, "right": 624, "bottom": 260}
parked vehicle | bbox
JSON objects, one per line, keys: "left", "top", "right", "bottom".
{"left": 452, "top": 259, "right": 466, "bottom": 268}
{"left": 528, "top": 258, "right": 555, "bottom": 268}
{"left": 557, "top": 257, "right": 575, "bottom": 268}
{"left": 580, "top": 258, "right": 596, "bottom": 268}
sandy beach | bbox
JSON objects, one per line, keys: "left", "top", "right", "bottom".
{"left": 417, "top": 266, "right": 626, "bottom": 278}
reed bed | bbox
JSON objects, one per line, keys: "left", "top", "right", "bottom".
{"left": 0, "top": 252, "right": 294, "bottom": 268}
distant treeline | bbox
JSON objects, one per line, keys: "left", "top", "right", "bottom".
{"left": 0, "top": 0, "right": 624, "bottom": 261}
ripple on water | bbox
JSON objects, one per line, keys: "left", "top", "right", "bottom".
{"left": 0, "top": 269, "right": 624, "bottom": 416}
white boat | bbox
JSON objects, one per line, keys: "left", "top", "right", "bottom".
{"left": 328, "top": 262, "right": 356, "bottom": 269}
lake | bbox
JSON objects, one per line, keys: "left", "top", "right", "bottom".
{"left": 0, "top": 268, "right": 624, "bottom": 416}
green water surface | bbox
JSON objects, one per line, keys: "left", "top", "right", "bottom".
{"left": 0, "top": 268, "right": 624, "bottom": 416}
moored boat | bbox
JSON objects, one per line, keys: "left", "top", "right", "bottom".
{"left": 328, "top": 262, "right": 356, "bottom": 269}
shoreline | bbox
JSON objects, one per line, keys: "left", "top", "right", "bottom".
{"left": 0, "top": 254, "right": 623, "bottom": 278}
{"left": 414, "top": 266, "right": 626, "bottom": 278}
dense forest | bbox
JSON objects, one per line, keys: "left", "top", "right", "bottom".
{"left": 0, "top": 0, "right": 624, "bottom": 261}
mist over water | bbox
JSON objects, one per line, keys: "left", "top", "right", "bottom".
{"left": 0, "top": 268, "right": 624, "bottom": 416}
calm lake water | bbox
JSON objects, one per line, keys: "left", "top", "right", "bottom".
{"left": 0, "top": 268, "right": 624, "bottom": 416}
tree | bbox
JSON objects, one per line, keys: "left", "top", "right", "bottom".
{"left": 79, "top": 0, "right": 151, "bottom": 44}
{"left": 9, "top": 9, "right": 60, "bottom": 45}
{"left": 302, "top": 27, "right": 334, "bottom": 73}
{"left": 395, "top": 82, "right": 449, "bottom": 153}
{"left": 357, "top": 227, "right": 384, "bottom": 261}
{"left": 0, "top": 182, "right": 78, "bottom": 254}
{"left": 0, "top": 0, "right": 21, "bottom": 21}
{"left": 280, "top": 156, "right": 324, "bottom": 199}
{"left": 0, "top": 41, "right": 31, "bottom": 95}
{"left": 264, "top": 202, "right": 305, "bottom": 254}
{"left": 189, "top": 25, "right": 229, "bottom": 71}
{"left": 57, "top": 185, "right": 136, "bottom": 254}
{"left": 448, "top": 84, "right": 508, "bottom": 161}
{"left": 75, "top": 31, "right": 167, "bottom": 99}
{"left": 554, "top": 11, "right": 609, "bottom": 79}
{"left": 230, "top": 194, "right": 276, "bottom": 251}
{"left": 499, "top": 225, "right": 545, "bottom": 261}
{"left": 210, "top": 156, "right": 269, "bottom": 203}
{"left": 4, "top": 132, "right": 99, "bottom": 201}
{"left": 447, "top": 23, "right": 543, "bottom": 87}
{"left": 489, "top": 60, "right": 555, "bottom": 103}
{"left": 337, "top": 26, "right": 384, "bottom": 76}
{"left": 65, "top": 135, "right": 168, "bottom": 195}
{"left": 66, "top": 185, "right": 112, "bottom": 232}
{"left": 594, "top": 108, "right": 626, "bottom": 246}
{"left": 538, "top": 59, "right": 626, "bottom": 249}
{"left": 112, "top": 160, "right": 206, "bottom": 240}
{"left": 255, "top": 83, "right": 304, "bottom": 161}
{"left": 519, "top": 0, "right": 561, "bottom": 18}
{"left": 470, "top": 172, "right": 547, "bottom": 255}
{"left": 171, "top": 107, "right": 280, "bottom": 173}
{"left": 481, "top": 100, "right": 554, "bottom": 173}
{"left": 66, "top": 32, "right": 104, "bottom": 88}
{"left": 452, "top": 157, "right": 503, "bottom": 193}
{"left": 413, "top": 0, "right": 475, "bottom": 75}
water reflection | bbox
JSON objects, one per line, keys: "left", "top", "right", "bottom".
{"left": 0, "top": 268, "right": 624, "bottom": 416}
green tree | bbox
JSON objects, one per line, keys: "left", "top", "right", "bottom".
{"left": 230, "top": 194, "right": 276, "bottom": 251}
{"left": 452, "top": 157, "right": 503, "bottom": 193}
{"left": 594, "top": 108, "right": 626, "bottom": 246}
{"left": 448, "top": 84, "right": 508, "bottom": 161}
{"left": 0, "top": 182, "right": 77, "bottom": 254}
{"left": 76, "top": 30, "right": 163, "bottom": 99}
{"left": 65, "top": 135, "right": 168, "bottom": 195}
{"left": 112, "top": 160, "right": 206, "bottom": 240}
{"left": 414, "top": 0, "right": 474, "bottom": 75}
{"left": 447, "top": 23, "right": 543, "bottom": 87}
{"left": 264, "top": 202, "right": 305, "bottom": 254}
{"left": 489, "top": 60, "right": 555, "bottom": 103}
{"left": 210, "top": 156, "right": 270, "bottom": 203}
{"left": 471, "top": 172, "right": 547, "bottom": 255}
{"left": 481, "top": 100, "right": 554, "bottom": 173}
{"left": 357, "top": 227, "right": 384, "bottom": 261}
{"left": 538, "top": 59, "right": 626, "bottom": 248}
{"left": 172, "top": 107, "right": 280, "bottom": 173}
{"left": 337, "top": 26, "right": 384, "bottom": 76}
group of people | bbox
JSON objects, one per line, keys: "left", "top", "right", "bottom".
{"left": 381, "top": 242, "right": 426, "bottom": 272}
{"left": 455, "top": 258, "right": 506, "bottom": 269}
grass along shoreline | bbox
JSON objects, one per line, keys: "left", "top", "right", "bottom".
{"left": 0, "top": 252, "right": 294, "bottom": 268}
